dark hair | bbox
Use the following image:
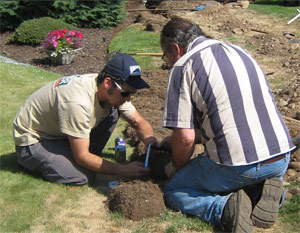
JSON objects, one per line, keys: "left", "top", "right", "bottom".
{"left": 96, "top": 70, "right": 125, "bottom": 86}
{"left": 160, "top": 17, "right": 205, "bottom": 49}
{"left": 97, "top": 70, "right": 106, "bottom": 85}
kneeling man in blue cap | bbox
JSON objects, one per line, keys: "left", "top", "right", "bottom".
{"left": 13, "top": 53, "right": 157, "bottom": 185}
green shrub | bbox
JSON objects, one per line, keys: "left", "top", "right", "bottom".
{"left": 1, "top": 0, "right": 126, "bottom": 32}
{"left": 51, "top": 0, "right": 126, "bottom": 29}
{"left": 0, "top": 1, "right": 54, "bottom": 32}
{"left": 0, "top": 1, "right": 20, "bottom": 32}
{"left": 11, "top": 17, "right": 77, "bottom": 46}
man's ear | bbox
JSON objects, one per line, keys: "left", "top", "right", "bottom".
{"left": 169, "top": 42, "right": 186, "bottom": 58}
{"left": 103, "top": 76, "right": 112, "bottom": 89}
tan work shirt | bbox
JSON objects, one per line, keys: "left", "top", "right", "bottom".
{"left": 13, "top": 74, "right": 135, "bottom": 146}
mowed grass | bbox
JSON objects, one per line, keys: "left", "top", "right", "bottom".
{"left": 1, "top": 2, "right": 300, "bottom": 230}
{"left": 250, "top": 0, "right": 300, "bottom": 18}
{"left": 0, "top": 55, "right": 211, "bottom": 232}
{"left": 109, "top": 24, "right": 162, "bottom": 70}
{"left": 0, "top": 57, "right": 66, "bottom": 232}
{"left": 249, "top": 0, "right": 300, "bottom": 31}
{"left": 279, "top": 182, "right": 300, "bottom": 232}
{"left": 0, "top": 57, "right": 62, "bottom": 154}
{"left": 0, "top": 58, "right": 101, "bottom": 232}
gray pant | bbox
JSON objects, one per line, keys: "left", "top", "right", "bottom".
{"left": 16, "top": 109, "right": 119, "bottom": 185}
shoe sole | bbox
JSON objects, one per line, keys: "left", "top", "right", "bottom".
{"left": 251, "top": 177, "right": 283, "bottom": 228}
{"left": 233, "top": 190, "right": 253, "bottom": 233}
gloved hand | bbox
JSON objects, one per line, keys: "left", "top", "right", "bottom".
{"left": 164, "top": 161, "right": 177, "bottom": 179}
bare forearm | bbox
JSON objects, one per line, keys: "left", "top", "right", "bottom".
{"left": 171, "top": 128, "right": 195, "bottom": 170}
{"left": 172, "top": 140, "right": 194, "bottom": 170}
{"left": 124, "top": 111, "right": 156, "bottom": 146}
{"left": 68, "top": 136, "right": 125, "bottom": 176}
{"left": 69, "top": 136, "right": 149, "bottom": 178}
{"left": 75, "top": 152, "right": 125, "bottom": 176}
{"left": 75, "top": 152, "right": 149, "bottom": 178}
{"left": 134, "top": 119, "right": 155, "bottom": 144}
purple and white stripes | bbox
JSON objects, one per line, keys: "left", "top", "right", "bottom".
{"left": 162, "top": 37, "right": 294, "bottom": 165}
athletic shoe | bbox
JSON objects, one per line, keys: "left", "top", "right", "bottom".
{"left": 251, "top": 177, "right": 283, "bottom": 228}
{"left": 221, "top": 189, "right": 253, "bottom": 233}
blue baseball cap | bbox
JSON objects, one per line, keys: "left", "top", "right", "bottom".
{"left": 104, "top": 53, "right": 149, "bottom": 89}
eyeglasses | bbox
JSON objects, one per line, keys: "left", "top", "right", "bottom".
{"left": 161, "top": 46, "right": 170, "bottom": 62}
{"left": 112, "top": 80, "right": 135, "bottom": 98}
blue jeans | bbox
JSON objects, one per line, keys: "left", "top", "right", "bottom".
{"left": 164, "top": 152, "right": 290, "bottom": 226}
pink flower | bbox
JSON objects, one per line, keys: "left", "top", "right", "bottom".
{"left": 53, "top": 41, "right": 58, "bottom": 48}
{"left": 69, "top": 30, "right": 76, "bottom": 36}
{"left": 41, "top": 29, "right": 84, "bottom": 56}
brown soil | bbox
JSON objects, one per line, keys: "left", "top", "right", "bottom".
{"left": 1, "top": 0, "right": 299, "bottom": 223}
{"left": 107, "top": 180, "right": 166, "bottom": 220}
{"left": 131, "top": 146, "right": 172, "bottom": 181}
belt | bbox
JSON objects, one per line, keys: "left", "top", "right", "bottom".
{"left": 261, "top": 154, "right": 286, "bottom": 164}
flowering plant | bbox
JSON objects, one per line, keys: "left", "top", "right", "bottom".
{"left": 42, "top": 29, "right": 84, "bottom": 57}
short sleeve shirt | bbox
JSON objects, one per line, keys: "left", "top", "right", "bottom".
{"left": 162, "top": 37, "right": 294, "bottom": 165}
{"left": 13, "top": 74, "right": 136, "bottom": 146}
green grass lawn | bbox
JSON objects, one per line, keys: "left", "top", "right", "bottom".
{"left": 249, "top": 0, "right": 300, "bottom": 31}
{"left": 0, "top": 55, "right": 210, "bottom": 232}
{"left": 0, "top": 58, "right": 102, "bottom": 232}
{"left": 109, "top": 24, "right": 162, "bottom": 70}
{"left": 0, "top": 56, "right": 66, "bottom": 232}
{"left": 1, "top": 2, "right": 300, "bottom": 231}
{"left": 250, "top": 0, "right": 300, "bottom": 17}
{"left": 0, "top": 57, "right": 62, "bottom": 154}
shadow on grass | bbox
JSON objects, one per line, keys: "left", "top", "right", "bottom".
{"left": 0, "top": 152, "right": 42, "bottom": 179}
{"left": 0, "top": 151, "right": 131, "bottom": 198}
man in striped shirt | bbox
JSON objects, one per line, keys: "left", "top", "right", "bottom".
{"left": 159, "top": 18, "right": 294, "bottom": 233}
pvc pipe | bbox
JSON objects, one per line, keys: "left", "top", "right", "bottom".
{"left": 288, "top": 9, "right": 300, "bottom": 24}
{"left": 144, "top": 144, "right": 151, "bottom": 168}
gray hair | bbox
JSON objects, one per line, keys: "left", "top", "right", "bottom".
{"left": 160, "top": 17, "right": 205, "bottom": 49}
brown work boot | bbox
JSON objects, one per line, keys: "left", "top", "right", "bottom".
{"left": 251, "top": 177, "right": 283, "bottom": 228}
{"left": 221, "top": 189, "right": 253, "bottom": 233}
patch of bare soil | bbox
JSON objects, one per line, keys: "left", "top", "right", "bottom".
{"left": 107, "top": 180, "right": 166, "bottom": 220}
{"left": 1, "top": 0, "right": 299, "bottom": 226}
{"left": 131, "top": 146, "right": 172, "bottom": 181}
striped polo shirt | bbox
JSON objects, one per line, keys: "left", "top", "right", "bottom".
{"left": 162, "top": 37, "right": 294, "bottom": 165}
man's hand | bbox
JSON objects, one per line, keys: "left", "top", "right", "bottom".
{"left": 144, "top": 136, "right": 158, "bottom": 147}
{"left": 119, "top": 161, "right": 150, "bottom": 178}
{"left": 143, "top": 136, "right": 159, "bottom": 153}
{"left": 164, "top": 161, "right": 177, "bottom": 179}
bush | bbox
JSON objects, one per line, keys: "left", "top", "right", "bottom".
{"left": 0, "top": 1, "right": 21, "bottom": 32}
{"left": 0, "top": 1, "right": 53, "bottom": 32}
{"left": 51, "top": 0, "right": 126, "bottom": 29}
{"left": 0, "top": 0, "right": 126, "bottom": 32}
{"left": 11, "top": 17, "right": 77, "bottom": 46}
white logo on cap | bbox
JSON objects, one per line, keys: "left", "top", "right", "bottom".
{"left": 129, "top": 65, "right": 141, "bottom": 76}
